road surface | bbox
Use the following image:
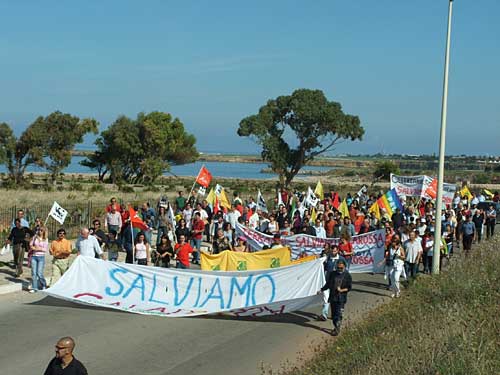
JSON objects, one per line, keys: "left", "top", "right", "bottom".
{"left": 0, "top": 273, "right": 389, "bottom": 375}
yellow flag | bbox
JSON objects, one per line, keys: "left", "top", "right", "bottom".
{"left": 206, "top": 187, "right": 216, "bottom": 206}
{"left": 460, "top": 186, "right": 472, "bottom": 200}
{"left": 314, "top": 180, "right": 324, "bottom": 200}
{"left": 368, "top": 202, "right": 381, "bottom": 220}
{"left": 339, "top": 199, "right": 350, "bottom": 219}
{"left": 218, "top": 188, "right": 232, "bottom": 209}
{"left": 311, "top": 207, "right": 317, "bottom": 222}
{"left": 484, "top": 189, "right": 494, "bottom": 198}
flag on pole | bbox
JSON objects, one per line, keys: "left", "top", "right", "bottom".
{"left": 332, "top": 192, "right": 340, "bottom": 210}
{"left": 311, "top": 207, "right": 317, "bottom": 223}
{"left": 377, "top": 189, "right": 403, "bottom": 217}
{"left": 167, "top": 202, "right": 176, "bottom": 227}
{"left": 356, "top": 185, "right": 367, "bottom": 197}
{"left": 198, "top": 186, "right": 207, "bottom": 196}
{"left": 277, "top": 190, "right": 284, "bottom": 206}
{"left": 48, "top": 201, "right": 68, "bottom": 225}
{"left": 290, "top": 196, "right": 297, "bottom": 219}
{"left": 368, "top": 201, "right": 381, "bottom": 220}
{"left": 206, "top": 187, "right": 216, "bottom": 206}
{"left": 339, "top": 199, "right": 350, "bottom": 219}
{"left": 460, "top": 186, "right": 473, "bottom": 200}
{"left": 305, "top": 186, "right": 319, "bottom": 207}
{"left": 257, "top": 190, "right": 268, "bottom": 212}
{"left": 314, "top": 180, "right": 324, "bottom": 200}
{"left": 484, "top": 189, "right": 494, "bottom": 198}
{"left": 214, "top": 184, "right": 232, "bottom": 209}
{"left": 128, "top": 206, "right": 149, "bottom": 231}
{"left": 195, "top": 165, "right": 212, "bottom": 188}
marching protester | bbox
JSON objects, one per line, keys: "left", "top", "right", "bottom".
{"left": 404, "top": 230, "right": 423, "bottom": 280}
{"left": 134, "top": 232, "right": 150, "bottom": 266}
{"left": 388, "top": 236, "right": 406, "bottom": 298}
{"left": 49, "top": 228, "right": 72, "bottom": 286}
{"left": 319, "top": 244, "right": 345, "bottom": 321}
{"left": 174, "top": 234, "right": 193, "bottom": 269}
{"left": 76, "top": 228, "right": 104, "bottom": 259}
{"left": 154, "top": 234, "right": 174, "bottom": 267}
{"left": 106, "top": 230, "right": 122, "bottom": 262}
{"left": 319, "top": 258, "right": 352, "bottom": 336}
{"left": 6, "top": 218, "right": 33, "bottom": 277}
{"left": 461, "top": 215, "right": 475, "bottom": 254}
{"left": 486, "top": 204, "right": 496, "bottom": 239}
{"left": 28, "top": 226, "right": 49, "bottom": 293}
{"left": 212, "top": 228, "right": 233, "bottom": 254}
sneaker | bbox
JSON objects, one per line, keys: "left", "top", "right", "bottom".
{"left": 331, "top": 328, "right": 338, "bottom": 336}
{"left": 391, "top": 293, "right": 396, "bottom": 298}
{"left": 318, "top": 315, "right": 327, "bottom": 321}
{"left": 28, "top": 289, "right": 37, "bottom": 294}
{"left": 396, "top": 293, "right": 401, "bottom": 298}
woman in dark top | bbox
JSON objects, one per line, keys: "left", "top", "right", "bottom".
{"left": 155, "top": 235, "right": 174, "bottom": 268}
{"left": 175, "top": 219, "right": 190, "bottom": 243}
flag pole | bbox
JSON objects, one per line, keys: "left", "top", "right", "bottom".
{"left": 131, "top": 220, "right": 135, "bottom": 264}
{"left": 433, "top": 0, "right": 454, "bottom": 275}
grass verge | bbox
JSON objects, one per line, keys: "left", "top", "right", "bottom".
{"left": 284, "top": 236, "right": 500, "bottom": 375}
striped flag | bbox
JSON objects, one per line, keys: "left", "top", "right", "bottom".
{"left": 377, "top": 189, "right": 403, "bottom": 217}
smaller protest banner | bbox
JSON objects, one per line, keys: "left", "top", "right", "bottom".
{"left": 201, "top": 247, "right": 291, "bottom": 271}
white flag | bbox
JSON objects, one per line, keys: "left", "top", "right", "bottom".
{"left": 257, "top": 190, "right": 268, "bottom": 213}
{"left": 305, "top": 187, "right": 319, "bottom": 208}
{"left": 167, "top": 202, "right": 176, "bottom": 227}
{"left": 215, "top": 184, "right": 223, "bottom": 196}
{"left": 356, "top": 185, "right": 367, "bottom": 197}
{"left": 49, "top": 201, "right": 68, "bottom": 225}
{"left": 198, "top": 186, "right": 206, "bottom": 196}
{"left": 277, "top": 190, "right": 284, "bottom": 206}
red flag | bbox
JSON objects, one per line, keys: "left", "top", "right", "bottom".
{"left": 213, "top": 196, "right": 219, "bottom": 215}
{"left": 128, "top": 206, "right": 149, "bottom": 231}
{"left": 332, "top": 192, "right": 340, "bottom": 209}
{"left": 196, "top": 166, "right": 212, "bottom": 188}
{"left": 425, "top": 178, "right": 438, "bottom": 199}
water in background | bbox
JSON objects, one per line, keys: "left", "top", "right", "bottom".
{"left": 0, "top": 157, "right": 331, "bottom": 180}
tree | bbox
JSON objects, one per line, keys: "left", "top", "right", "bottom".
{"left": 0, "top": 112, "right": 98, "bottom": 183}
{"left": 237, "top": 89, "right": 364, "bottom": 188}
{"left": 31, "top": 112, "right": 99, "bottom": 181}
{"left": 373, "top": 160, "right": 400, "bottom": 181}
{"left": 83, "top": 111, "right": 198, "bottom": 183}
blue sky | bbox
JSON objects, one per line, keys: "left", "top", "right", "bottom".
{"left": 0, "top": 0, "right": 499, "bottom": 155}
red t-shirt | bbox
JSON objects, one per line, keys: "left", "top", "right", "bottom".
{"left": 339, "top": 241, "right": 353, "bottom": 258}
{"left": 175, "top": 243, "right": 193, "bottom": 267}
{"left": 192, "top": 219, "right": 205, "bottom": 240}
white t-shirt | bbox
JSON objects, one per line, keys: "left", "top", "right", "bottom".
{"left": 314, "top": 226, "right": 326, "bottom": 239}
{"left": 225, "top": 210, "right": 241, "bottom": 229}
{"left": 404, "top": 239, "right": 423, "bottom": 263}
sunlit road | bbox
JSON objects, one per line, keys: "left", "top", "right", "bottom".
{"left": 0, "top": 273, "right": 389, "bottom": 375}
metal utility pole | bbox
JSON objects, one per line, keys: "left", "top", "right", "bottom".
{"left": 433, "top": 0, "right": 454, "bottom": 275}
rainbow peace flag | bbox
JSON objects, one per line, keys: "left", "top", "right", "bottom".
{"left": 377, "top": 189, "right": 403, "bottom": 217}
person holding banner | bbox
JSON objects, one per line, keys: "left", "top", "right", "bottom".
{"left": 319, "top": 259, "right": 352, "bottom": 336}
{"left": 174, "top": 234, "right": 193, "bottom": 269}
{"left": 134, "top": 232, "right": 150, "bottom": 266}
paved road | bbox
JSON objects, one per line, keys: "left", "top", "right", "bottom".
{"left": 0, "top": 273, "right": 390, "bottom": 375}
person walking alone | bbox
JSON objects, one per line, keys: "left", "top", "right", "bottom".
{"left": 44, "top": 337, "right": 88, "bottom": 375}
{"left": 318, "top": 259, "right": 352, "bottom": 336}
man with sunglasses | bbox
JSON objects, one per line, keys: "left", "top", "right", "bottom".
{"left": 44, "top": 336, "right": 87, "bottom": 374}
{"left": 49, "top": 228, "right": 73, "bottom": 286}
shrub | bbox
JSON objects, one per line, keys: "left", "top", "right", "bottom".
{"left": 88, "top": 183, "right": 105, "bottom": 193}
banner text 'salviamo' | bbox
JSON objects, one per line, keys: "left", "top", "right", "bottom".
{"left": 44, "top": 256, "right": 325, "bottom": 317}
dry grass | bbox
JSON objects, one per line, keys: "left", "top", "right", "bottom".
{"left": 281, "top": 236, "right": 500, "bottom": 375}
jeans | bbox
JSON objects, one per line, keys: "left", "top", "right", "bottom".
{"left": 405, "top": 261, "right": 419, "bottom": 279}
{"left": 345, "top": 257, "right": 352, "bottom": 270}
{"left": 176, "top": 261, "right": 188, "bottom": 269}
{"left": 124, "top": 244, "right": 133, "bottom": 264}
{"left": 31, "top": 256, "right": 47, "bottom": 291}
{"left": 486, "top": 221, "right": 495, "bottom": 239}
{"left": 144, "top": 230, "right": 152, "bottom": 246}
{"left": 191, "top": 238, "right": 201, "bottom": 262}
{"left": 475, "top": 226, "right": 482, "bottom": 243}
{"left": 463, "top": 234, "right": 473, "bottom": 251}
{"left": 330, "top": 301, "right": 345, "bottom": 329}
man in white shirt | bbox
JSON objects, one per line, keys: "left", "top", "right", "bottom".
{"left": 225, "top": 205, "right": 241, "bottom": 232}
{"left": 313, "top": 219, "right": 326, "bottom": 239}
{"left": 76, "top": 228, "right": 103, "bottom": 259}
{"left": 105, "top": 206, "right": 122, "bottom": 234}
{"left": 404, "top": 231, "right": 422, "bottom": 279}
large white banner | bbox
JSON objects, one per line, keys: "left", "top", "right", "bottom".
{"left": 236, "top": 224, "right": 386, "bottom": 273}
{"left": 43, "top": 256, "right": 325, "bottom": 318}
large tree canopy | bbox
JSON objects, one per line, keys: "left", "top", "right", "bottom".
{"left": 237, "top": 89, "right": 364, "bottom": 188}
{"left": 0, "top": 111, "right": 98, "bottom": 183}
{"left": 82, "top": 111, "right": 198, "bottom": 183}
